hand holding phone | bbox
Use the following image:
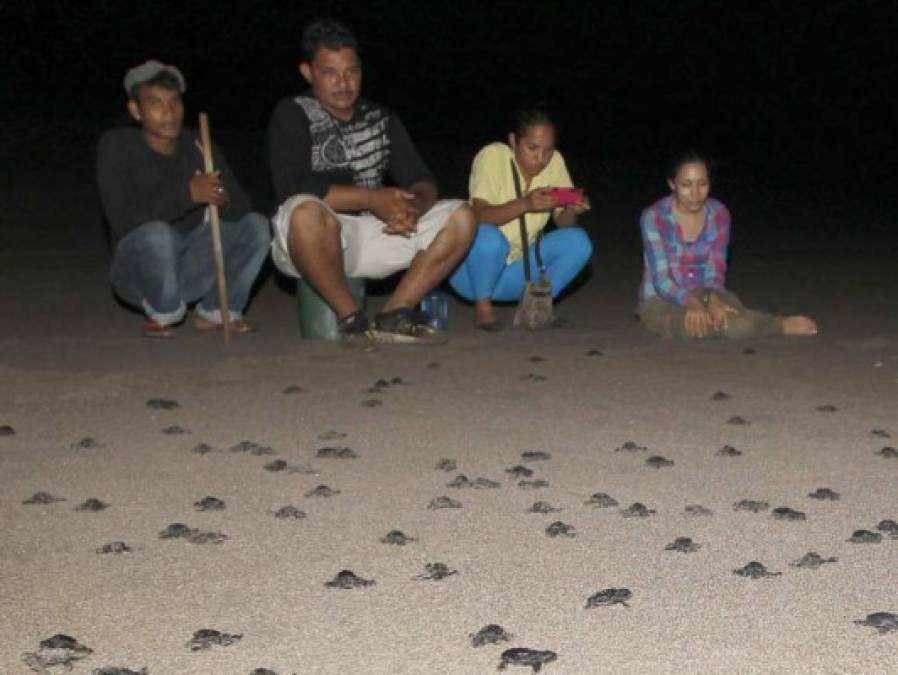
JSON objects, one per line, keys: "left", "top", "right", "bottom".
{"left": 545, "top": 187, "right": 584, "bottom": 207}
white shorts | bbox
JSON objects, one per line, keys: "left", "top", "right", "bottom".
{"left": 271, "top": 195, "right": 466, "bottom": 279}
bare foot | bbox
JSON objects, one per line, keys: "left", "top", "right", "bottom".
{"left": 474, "top": 298, "right": 498, "bottom": 327}
{"left": 781, "top": 315, "right": 818, "bottom": 336}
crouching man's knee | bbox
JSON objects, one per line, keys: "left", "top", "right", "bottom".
{"left": 447, "top": 202, "right": 477, "bottom": 245}
{"left": 289, "top": 199, "right": 339, "bottom": 241}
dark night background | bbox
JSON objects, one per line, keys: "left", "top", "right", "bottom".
{"left": 2, "top": 0, "right": 896, "bottom": 256}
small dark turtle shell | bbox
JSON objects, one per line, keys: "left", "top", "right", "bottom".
{"left": 273, "top": 505, "right": 306, "bottom": 519}
{"left": 585, "top": 588, "right": 632, "bottom": 608}
{"left": 791, "top": 552, "right": 837, "bottom": 568}
{"left": 772, "top": 507, "right": 806, "bottom": 521}
{"left": 621, "top": 502, "right": 655, "bottom": 518}
{"left": 147, "top": 398, "right": 179, "bottom": 410}
{"left": 0, "top": 424, "right": 15, "bottom": 436}
{"left": 316, "top": 446, "right": 358, "bottom": 459}
{"left": 545, "top": 521, "right": 576, "bottom": 538}
{"left": 282, "top": 385, "right": 304, "bottom": 394}
{"left": 727, "top": 415, "right": 750, "bottom": 425}
{"left": 92, "top": 667, "right": 148, "bottom": 675}
{"left": 381, "top": 529, "right": 416, "bottom": 545}
{"left": 325, "top": 569, "right": 375, "bottom": 589}
{"left": 361, "top": 398, "right": 382, "bottom": 408}
{"left": 318, "top": 430, "right": 347, "bottom": 441}
{"left": 191, "top": 442, "right": 215, "bottom": 454}
{"left": 71, "top": 436, "right": 101, "bottom": 449}
{"left": 876, "top": 519, "right": 898, "bottom": 534}
{"left": 733, "top": 499, "right": 769, "bottom": 513}
{"left": 435, "top": 458, "right": 457, "bottom": 471}
{"left": 249, "top": 669, "right": 279, "bottom": 675}
{"left": 187, "top": 530, "right": 228, "bottom": 544}
{"left": 528, "top": 355, "right": 546, "bottom": 363}
{"left": 194, "top": 496, "right": 225, "bottom": 511}
{"left": 521, "top": 451, "right": 552, "bottom": 462}
{"left": 585, "top": 349, "right": 603, "bottom": 357}
{"left": 75, "top": 498, "right": 109, "bottom": 512}
{"left": 264, "top": 460, "right": 288, "bottom": 472}
{"left": 684, "top": 504, "right": 714, "bottom": 516}
{"left": 416, "top": 562, "right": 457, "bottom": 581}
{"left": 470, "top": 623, "right": 511, "bottom": 647}
{"left": 646, "top": 455, "right": 674, "bottom": 468}
{"left": 96, "top": 541, "right": 131, "bottom": 554}
{"left": 665, "top": 537, "right": 701, "bottom": 553}
{"left": 815, "top": 404, "right": 838, "bottom": 412}
{"left": 733, "top": 561, "right": 781, "bottom": 578}
{"left": 854, "top": 612, "right": 898, "bottom": 633}
{"left": 186, "top": 628, "right": 242, "bottom": 651}
{"left": 742, "top": 347, "right": 757, "bottom": 355}
{"left": 807, "top": 488, "right": 840, "bottom": 500}
{"left": 230, "top": 440, "right": 275, "bottom": 456}
{"left": 717, "top": 445, "right": 742, "bottom": 457}
{"left": 871, "top": 429, "right": 891, "bottom": 438}
{"left": 428, "top": 496, "right": 463, "bottom": 510}
{"left": 447, "top": 474, "right": 500, "bottom": 489}
{"left": 305, "top": 484, "right": 340, "bottom": 497}
{"left": 160, "top": 523, "right": 194, "bottom": 539}
{"left": 506, "top": 465, "right": 534, "bottom": 477}
{"left": 162, "top": 425, "right": 189, "bottom": 435}
{"left": 518, "top": 479, "right": 550, "bottom": 489}
{"left": 711, "top": 391, "right": 732, "bottom": 401}
{"left": 528, "top": 501, "right": 561, "bottom": 514}
{"left": 39, "top": 634, "right": 91, "bottom": 651}
{"left": 877, "top": 446, "right": 898, "bottom": 458}
{"left": 520, "top": 372, "right": 548, "bottom": 382}
{"left": 498, "top": 648, "right": 557, "bottom": 671}
{"left": 847, "top": 529, "right": 882, "bottom": 543}
{"left": 23, "top": 491, "right": 66, "bottom": 505}
{"left": 615, "top": 441, "right": 647, "bottom": 452}
{"left": 584, "top": 492, "right": 618, "bottom": 508}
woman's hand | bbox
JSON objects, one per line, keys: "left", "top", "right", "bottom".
{"left": 683, "top": 296, "right": 711, "bottom": 338}
{"left": 564, "top": 195, "right": 591, "bottom": 215}
{"left": 707, "top": 292, "right": 739, "bottom": 332}
{"left": 523, "top": 188, "right": 556, "bottom": 212}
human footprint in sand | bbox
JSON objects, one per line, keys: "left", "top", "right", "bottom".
{"left": 637, "top": 151, "right": 817, "bottom": 339}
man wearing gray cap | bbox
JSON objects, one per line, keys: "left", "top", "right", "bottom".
{"left": 97, "top": 60, "right": 271, "bottom": 338}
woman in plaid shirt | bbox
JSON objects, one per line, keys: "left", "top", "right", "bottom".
{"left": 638, "top": 152, "right": 817, "bottom": 339}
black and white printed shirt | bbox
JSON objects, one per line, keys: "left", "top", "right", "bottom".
{"left": 268, "top": 94, "right": 434, "bottom": 206}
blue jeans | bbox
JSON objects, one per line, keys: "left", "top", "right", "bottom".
{"left": 449, "top": 224, "right": 593, "bottom": 301}
{"left": 109, "top": 213, "right": 271, "bottom": 325}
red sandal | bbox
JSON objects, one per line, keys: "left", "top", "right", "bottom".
{"left": 142, "top": 319, "right": 174, "bottom": 339}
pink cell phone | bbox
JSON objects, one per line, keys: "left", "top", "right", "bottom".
{"left": 545, "top": 187, "right": 583, "bottom": 206}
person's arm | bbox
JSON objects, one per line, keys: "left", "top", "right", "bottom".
{"left": 468, "top": 145, "right": 555, "bottom": 225}
{"left": 639, "top": 206, "right": 691, "bottom": 305}
{"left": 549, "top": 153, "right": 589, "bottom": 227}
{"left": 210, "top": 141, "right": 252, "bottom": 220}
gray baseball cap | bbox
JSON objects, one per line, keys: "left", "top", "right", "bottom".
{"left": 123, "top": 60, "right": 186, "bottom": 95}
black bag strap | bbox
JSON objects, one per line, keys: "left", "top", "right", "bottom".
{"left": 510, "top": 159, "right": 545, "bottom": 282}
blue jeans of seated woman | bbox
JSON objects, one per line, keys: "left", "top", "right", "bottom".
{"left": 449, "top": 224, "right": 593, "bottom": 301}
{"left": 109, "top": 213, "right": 271, "bottom": 325}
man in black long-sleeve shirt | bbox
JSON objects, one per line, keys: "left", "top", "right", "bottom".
{"left": 98, "top": 61, "right": 270, "bottom": 338}
{"left": 268, "top": 19, "right": 475, "bottom": 343}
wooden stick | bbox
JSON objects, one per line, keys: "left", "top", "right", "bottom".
{"left": 198, "top": 112, "right": 231, "bottom": 344}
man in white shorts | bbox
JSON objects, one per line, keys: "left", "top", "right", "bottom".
{"left": 268, "top": 19, "right": 476, "bottom": 342}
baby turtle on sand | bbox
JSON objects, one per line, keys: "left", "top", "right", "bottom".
{"left": 545, "top": 521, "right": 576, "bottom": 538}
{"left": 808, "top": 488, "right": 840, "bottom": 500}
{"left": 249, "top": 670, "right": 278, "bottom": 675}
{"left": 518, "top": 479, "right": 550, "bottom": 489}
{"left": 711, "top": 391, "right": 732, "bottom": 401}
{"left": 791, "top": 552, "right": 838, "bottom": 568}
{"left": 159, "top": 523, "right": 228, "bottom": 544}
{"left": 272, "top": 505, "right": 306, "bottom": 519}
{"left": 186, "top": 628, "right": 242, "bottom": 651}
{"left": 743, "top": 347, "right": 757, "bottom": 355}
{"left": 75, "top": 498, "right": 109, "bottom": 512}
{"left": 470, "top": 624, "right": 512, "bottom": 647}
{"left": 816, "top": 404, "right": 838, "bottom": 412}
{"left": 585, "top": 349, "right": 603, "bottom": 357}
{"left": 772, "top": 507, "right": 807, "bottom": 521}
{"left": 264, "top": 459, "right": 288, "bottom": 472}
{"left": 162, "top": 425, "right": 189, "bottom": 435}
{"left": 71, "top": 436, "right": 101, "bottom": 449}
{"left": 427, "top": 361, "right": 440, "bottom": 369}
{"left": 447, "top": 475, "right": 501, "bottom": 489}
{"left": 191, "top": 442, "right": 215, "bottom": 454}
{"left": 733, "top": 562, "right": 781, "bottom": 578}
{"left": 871, "top": 429, "right": 891, "bottom": 439}
{"left": 528, "top": 501, "right": 561, "bottom": 514}
{"left": 521, "top": 451, "right": 552, "bottom": 462}
{"left": 520, "top": 373, "right": 547, "bottom": 382}
{"left": 727, "top": 415, "right": 750, "bottom": 425}
{"left": 428, "top": 496, "right": 463, "bottom": 510}
{"left": 0, "top": 424, "right": 15, "bottom": 436}
{"left": 316, "top": 446, "right": 358, "bottom": 459}
{"left": 93, "top": 667, "right": 148, "bottom": 675}
{"left": 381, "top": 529, "right": 417, "bottom": 545}
{"left": 230, "top": 440, "right": 275, "bottom": 456}
{"left": 717, "top": 445, "right": 742, "bottom": 457}
{"left": 325, "top": 570, "right": 375, "bottom": 589}
{"left": 23, "top": 634, "right": 93, "bottom": 672}
{"left": 361, "top": 398, "right": 382, "bottom": 408}
{"left": 147, "top": 398, "right": 179, "bottom": 410}
{"left": 854, "top": 612, "right": 898, "bottom": 634}
{"left": 318, "top": 430, "right": 347, "bottom": 441}
{"left": 160, "top": 523, "right": 193, "bottom": 539}
{"left": 684, "top": 504, "right": 714, "bottom": 516}
{"left": 665, "top": 537, "right": 701, "bottom": 553}
{"left": 621, "top": 502, "right": 655, "bottom": 518}
{"left": 877, "top": 446, "right": 898, "bottom": 458}
{"left": 585, "top": 588, "right": 632, "bottom": 608}
{"left": 415, "top": 562, "right": 457, "bottom": 580}
{"left": 733, "top": 499, "right": 769, "bottom": 513}
{"left": 528, "top": 355, "right": 546, "bottom": 363}
{"left": 847, "top": 529, "right": 882, "bottom": 543}
{"left": 194, "top": 496, "right": 225, "bottom": 511}
{"left": 96, "top": 541, "right": 131, "bottom": 554}
{"left": 282, "top": 385, "right": 304, "bottom": 394}
{"left": 584, "top": 493, "right": 618, "bottom": 508}
{"left": 614, "top": 441, "right": 647, "bottom": 452}
{"left": 506, "top": 465, "right": 534, "bottom": 478}
{"left": 22, "top": 491, "right": 66, "bottom": 505}
{"left": 498, "top": 648, "right": 557, "bottom": 673}
{"left": 306, "top": 484, "right": 340, "bottom": 497}
{"left": 646, "top": 455, "right": 674, "bottom": 468}
{"left": 436, "top": 458, "right": 458, "bottom": 471}
{"left": 876, "top": 520, "right": 898, "bottom": 535}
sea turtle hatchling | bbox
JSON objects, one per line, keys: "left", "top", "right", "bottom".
{"left": 447, "top": 475, "right": 501, "bottom": 489}
{"left": 429, "top": 496, "right": 463, "bottom": 510}
{"left": 71, "top": 436, "right": 101, "bottom": 449}
{"left": 318, "top": 430, "right": 348, "bottom": 441}
{"left": 92, "top": 667, "right": 149, "bottom": 675}
{"left": 733, "top": 499, "right": 769, "bottom": 513}
{"left": 521, "top": 451, "right": 552, "bottom": 462}
{"left": 585, "top": 588, "right": 632, "bottom": 608}
{"left": 519, "top": 373, "right": 547, "bottom": 383}
{"left": 847, "top": 529, "right": 883, "bottom": 543}
{"left": 158, "top": 523, "right": 228, "bottom": 544}
{"left": 791, "top": 552, "right": 838, "bottom": 568}
{"left": 230, "top": 440, "right": 275, "bottom": 456}
{"left": 282, "top": 385, "right": 304, "bottom": 394}
{"left": 506, "top": 465, "right": 534, "bottom": 478}
{"left": 807, "top": 488, "right": 840, "bottom": 500}
{"left": 743, "top": 347, "right": 757, "bottom": 355}
{"left": 415, "top": 562, "right": 457, "bottom": 580}
{"left": 772, "top": 507, "right": 806, "bottom": 521}
{"left": 186, "top": 628, "right": 242, "bottom": 651}
{"left": 316, "top": 446, "right": 358, "bottom": 459}
{"left": 621, "top": 502, "right": 656, "bottom": 518}
{"left": 646, "top": 455, "right": 674, "bottom": 468}
{"left": 877, "top": 446, "right": 898, "bottom": 458}
{"left": 436, "top": 458, "right": 458, "bottom": 471}
{"left": 272, "top": 505, "right": 306, "bottom": 519}
{"left": 684, "top": 504, "right": 714, "bottom": 516}
{"left": 711, "top": 391, "right": 732, "bottom": 401}
{"left": 325, "top": 569, "right": 375, "bottom": 589}
{"left": 0, "top": 424, "right": 15, "bottom": 436}
{"left": 147, "top": 398, "right": 179, "bottom": 410}
{"left": 191, "top": 443, "right": 215, "bottom": 454}
{"left": 665, "top": 537, "right": 701, "bottom": 553}
{"left": 717, "top": 445, "right": 742, "bottom": 457}
{"left": 469, "top": 624, "right": 512, "bottom": 647}
{"left": 854, "top": 612, "right": 898, "bottom": 634}
{"left": 518, "top": 479, "right": 550, "bottom": 489}
{"left": 264, "top": 460, "right": 288, "bottom": 472}
{"left": 306, "top": 485, "right": 341, "bottom": 497}
{"left": 162, "top": 425, "right": 190, "bottom": 435}
{"left": 248, "top": 670, "right": 279, "bottom": 675}
{"left": 96, "top": 541, "right": 131, "bottom": 554}
{"left": 733, "top": 562, "right": 782, "bottom": 579}
{"left": 381, "top": 529, "right": 417, "bottom": 545}
{"left": 614, "top": 441, "right": 647, "bottom": 452}
{"left": 22, "top": 491, "right": 66, "bottom": 505}
{"left": 584, "top": 493, "right": 618, "bottom": 508}
{"left": 23, "top": 634, "right": 93, "bottom": 672}
{"left": 75, "top": 498, "right": 109, "bottom": 512}
{"left": 498, "top": 648, "right": 557, "bottom": 673}
{"left": 585, "top": 349, "right": 603, "bottom": 357}
{"left": 876, "top": 520, "right": 898, "bottom": 535}
{"left": 871, "top": 429, "right": 891, "bottom": 439}
{"left": 528, "top": 501, "right": 561, "bottom": 514}
{"left": 545, "top": 521, "right": 576, "bottom": 538}
{"left": 816, "top": 404, "right": 838, "bottom": 412}
{"left": 361, "top": 398, "right": 383, "bottom": 408}
{"left": 727, "top": 415, "right": 750, "bottom": 425}
{"left": 194, "top": 496, "right": 225, "bottom": 511}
